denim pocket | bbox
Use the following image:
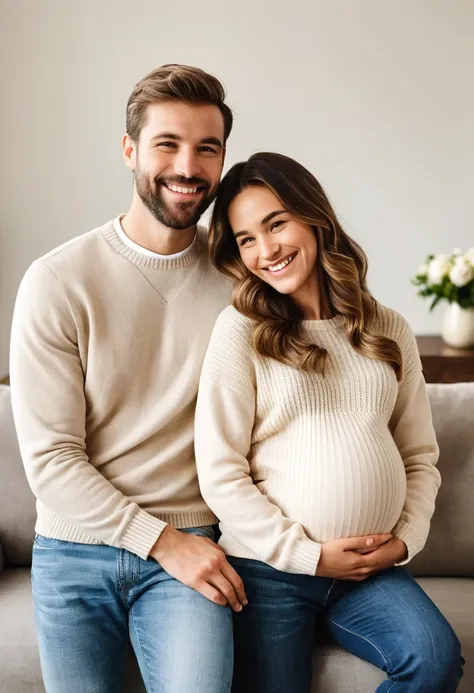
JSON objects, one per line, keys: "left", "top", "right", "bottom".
{"left": 33, "top": 535, "right": 64, "bottom": 549}
{"left": 33, "top": 534, "right": 54, "bottom": 549}
{"left": 32, "top": 535, "right": 82, "bottom": 552}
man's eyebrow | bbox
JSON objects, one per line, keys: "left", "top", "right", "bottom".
{"left": 234, "top": 210, "right": 286, "bottom": 239}
{"left": 200, "top": 136, "right": 224, "bottom": 149}
{"left": 150, "top": 132, "right": 180, "bottom": 141}
{"left": 150, "top": 133, "right": 223, "bottom": 149}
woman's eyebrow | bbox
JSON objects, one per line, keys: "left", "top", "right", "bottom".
{"left": 234, "top": 210, "right": 286, "bottom": 239}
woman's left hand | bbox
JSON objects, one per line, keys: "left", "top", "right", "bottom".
{"left": 359, "top": 537, "right": 408, "bottom": 571}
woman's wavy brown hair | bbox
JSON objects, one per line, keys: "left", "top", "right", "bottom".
{"left": 209, "top": 152, "right": 403, "bottom": 379}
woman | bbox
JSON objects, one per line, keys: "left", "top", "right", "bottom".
{"left": 195, "top": 152, "right": 463, "bottom": 692}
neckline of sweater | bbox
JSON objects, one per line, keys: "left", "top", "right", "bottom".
{"left": 101, "top": 219, "right": 206, "bottom": 270}
{"left": 301, "top": 315, "right": 345, "bottom": 332}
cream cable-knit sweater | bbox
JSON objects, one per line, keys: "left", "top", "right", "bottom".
{"left": 10, "top": 219, "right": 231, "bottom": 560}
{"left": 195, "top": 305, "right": 440, "bottom": 576}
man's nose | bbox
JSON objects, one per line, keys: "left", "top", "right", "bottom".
{"left": 173, "top": 148, "right": 200, "bottom": 180}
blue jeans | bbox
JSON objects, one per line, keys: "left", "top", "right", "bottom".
{"left": 31, "top": 527, "right": 233, "bottom": 693}
{"left": 228, "top": 557, "right": 463, "bottom": 693}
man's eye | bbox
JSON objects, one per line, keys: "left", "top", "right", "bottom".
{"left": 158, "top": 142, "right": 176, "bottom": 149}
{"left": 199, "top": 146, "right": 218, "bottom": 154}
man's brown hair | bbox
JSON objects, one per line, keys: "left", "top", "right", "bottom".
{"left": 126, "top": 64, "right": 233, "bottom": 143}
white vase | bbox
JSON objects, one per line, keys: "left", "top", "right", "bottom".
{"left": 441, "top": 304, "right": 474, "bottom": 349}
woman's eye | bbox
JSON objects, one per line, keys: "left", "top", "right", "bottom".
{"left": 270, "top": 220, "right": 284, "bottom": 231}
{"left": 240, "top": 237, "right": 253, "bottom": 247}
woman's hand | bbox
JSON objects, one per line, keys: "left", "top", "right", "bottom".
{"left": 316, "top": 534, "right": 406, "bottom": 581}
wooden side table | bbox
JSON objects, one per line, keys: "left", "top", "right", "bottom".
{"left": 416, "top": 336, "right": 474, "bottom": 383}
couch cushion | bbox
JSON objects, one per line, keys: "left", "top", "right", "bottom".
{"left": 0, "top": 569, "right": 43, "bottom": 692}
{"left": 0, "top": 544, "right": 4, "bottom": 573}
{"left": 0, "top": 568, "right": 146, "bottom": 693}
{"left": 0, "top": 386, "right": 36, "bottom": 566}
{"left": 410, "top": 383, "right": 474, "bottom": 577}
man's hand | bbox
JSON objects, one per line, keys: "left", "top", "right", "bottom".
{"left": 316, "top": 533, "right": 406, "bottom": 580}
{"left": 150, "top": 526, "right": 247, "bottom": 611}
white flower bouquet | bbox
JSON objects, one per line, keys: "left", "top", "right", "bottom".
{"left": 413, "top": 248, "right": 474, "bottom": 310}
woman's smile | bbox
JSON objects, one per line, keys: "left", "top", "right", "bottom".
{"left": 263, "top": 252, "right": 298, "bottom": 274}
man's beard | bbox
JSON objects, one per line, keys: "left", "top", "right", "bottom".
{"left": 135, "top": 165, "right": 216, "bottom": 230}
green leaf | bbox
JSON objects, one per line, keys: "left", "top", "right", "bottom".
{"left": 429, "top": 295, "right": 443, "bottom": 311}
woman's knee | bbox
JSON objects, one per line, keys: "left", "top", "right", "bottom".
{"left": 395, "top": 623, "right": 463, "bottom": 691}
{"left": 426, "top": 627, "right": 463, "bottom": 690}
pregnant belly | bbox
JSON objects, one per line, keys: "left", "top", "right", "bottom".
{"left": 255, "top": 421, "right": 407, "bottom": 543}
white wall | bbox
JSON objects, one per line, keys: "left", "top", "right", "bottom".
{"left": 1, "top": 0, "right": 473, "bottom": 373}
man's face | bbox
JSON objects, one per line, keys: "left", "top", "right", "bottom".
{"left": 130, "top": 101, "right": 226, "bottom": 229}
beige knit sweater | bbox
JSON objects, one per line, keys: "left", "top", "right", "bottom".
{"left": 195, "top": 305, "right": 440, "bottom": 576}
{"left": 10, "top": 219, "right": 231, "bottom": 560}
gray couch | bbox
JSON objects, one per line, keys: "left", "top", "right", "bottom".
{"left": 0, "top": 382, "right": 472, "bottom": 692}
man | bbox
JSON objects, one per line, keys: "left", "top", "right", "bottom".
{"left": 10, "top": 64, "right": 246, "bottom": 693}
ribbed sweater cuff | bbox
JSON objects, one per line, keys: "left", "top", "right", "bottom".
{"left": 288, "top": 537, "right": 322, "bottom": 576}
{"left": 392, "top": 520, "right": 426, "bottom": 565}
{"left": 120, "top": 509, "right": 168, "bottom": 560}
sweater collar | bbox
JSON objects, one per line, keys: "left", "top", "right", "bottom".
{"left": 101, "top": 218, "right": 206, "bottom": 270}
{"left": 301, "top": 315, "right": 345, "bottom": 332}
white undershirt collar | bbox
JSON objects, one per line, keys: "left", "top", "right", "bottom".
{"left": 113, "top": 216, "right": 197, "bottom": 260}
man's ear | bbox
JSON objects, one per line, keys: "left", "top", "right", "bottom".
{"left": 122, "top": 134, "right": 137, "bottom": 171}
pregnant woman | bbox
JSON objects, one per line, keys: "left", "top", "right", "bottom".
{"left": 195, "top": 152, "right": 463, "bottom": 692}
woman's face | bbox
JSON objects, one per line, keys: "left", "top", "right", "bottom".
{"left": 228, "top": 186, "right": 319, "bottom": 301}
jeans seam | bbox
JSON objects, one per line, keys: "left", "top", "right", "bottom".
{"left": 323, "top": 579, "right": 337, "bottom": 607}
{"left": 326, "top": 616, "right": 390, "bottom": 670}
{"left": 387, "top": 683, "right": 398, "bottom": 692}
{"left": 130, "top": 611, "right": 153, "bottom": 693}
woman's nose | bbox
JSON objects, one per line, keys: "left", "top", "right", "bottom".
{"left": 259, "top": 238, "right": 281, "bottom": 260}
